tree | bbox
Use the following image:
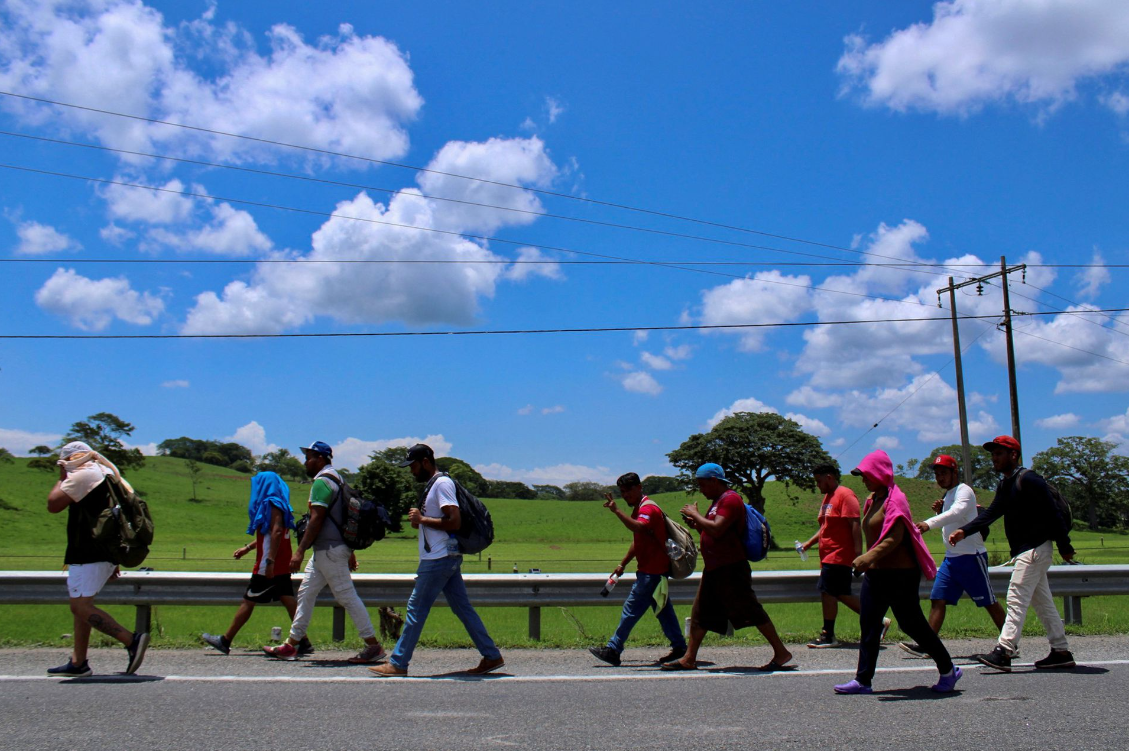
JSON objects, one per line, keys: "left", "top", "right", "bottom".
{"left": 436, "top": 457, "right": 489, "bottom": 497}
{"left": 30, "top": 445, "right": 52, "bottom": 457}
{"left": 256, "top": 449, "right": 305, "bottom": 480}
{"left": 158, "top": 437, "right": 253, "bottom": 469}
{"left": 1032, "top": 436, "right": 1129, "bottom": 531}
{"left": 563, "top": 481, "right": 607, "bottom": 501}
{"left": 485, "top": 479, "right": 536, "bottom": 500}
{"left": 0, "top": 447, "right": 13, "bottom": 464}
{"left": 533, "top": 484, "right": 566, "bottom": 500}
{"left": 201, "top": 450, "right": 227, "bottom": 467}
{"left": 641, "top": 475, "right": 685, "bottom": 495}
{"left": 667, "top": 412, "right": 832, "bottom": 513}
{"left": 353, "top": 456, "right": 415, "bottom": 532}
{"left": 63, "top": 412, "right": 145, "bottom": 470}
{"left": 185, "top": 459, "right": 202, "bottom": 502}
{"left": 913, "top": 445, "right": 996, "bottom": 489}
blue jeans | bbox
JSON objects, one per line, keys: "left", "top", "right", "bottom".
{"left": 390, "top": 556, "right": 501, "bottom": 669}
{"left": 607, "top": 573, "right": 686, "bottom": 653}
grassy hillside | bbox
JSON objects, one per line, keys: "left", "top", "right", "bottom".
{"left": 2, "top": 456, "right": 1125, "bottom": 573}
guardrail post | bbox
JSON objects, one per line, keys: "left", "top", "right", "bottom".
{"left": 135, "top": 605, "right": 151, "bottom": 635}
{"left": 528, "top": 607, "right": 541, "bottom": 641}
{"left": 1064, "top": 596, "right": 1082, "bottom": 625}
{"left": 333, "top": 606, "right": 345, "bottom": 642}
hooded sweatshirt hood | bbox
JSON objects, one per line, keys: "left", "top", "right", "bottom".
{"left": 247, "top": 471, "right": 295, "bottom": 536}
{"left": 856, "top": 450, "right": 937, "bottom": 579}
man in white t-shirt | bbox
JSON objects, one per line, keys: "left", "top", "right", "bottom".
{"left": 45, "top": 441, "right": 150, "bottom": 678}
{"left": 369, "top": 443, "right": 504, "bottom": 677}
{"left": 898, "top": 454, "right": 1006, "bottom": 657}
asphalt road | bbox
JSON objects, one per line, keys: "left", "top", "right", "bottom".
{"left": 3, "top": 636, "right": 1128, "bottom": 750}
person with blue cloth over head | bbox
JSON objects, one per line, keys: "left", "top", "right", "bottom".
{"left": 201, "top": 471, "right": 312, "bottom": 655}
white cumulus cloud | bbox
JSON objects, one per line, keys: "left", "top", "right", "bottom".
{"left": 161, "top": 379, "right": 190, "bottom": 389}
{"left": 1075, "top": 250, "right": 1111, "bottom": 299}
{"left": 0, "top": 427, "right": 63, "bottom": 454}
{"left": 15, "top": 221, "right": 81, "bottom": 255}
{"left": 1035, "top": 413, "right": 1081, "bottom": 430}
{"left": 224, "top": 421, "right": 279, "bottom": 456}
{"left": 34, "top": 267, "right": 164, "bottom": 330}
{"left": 697, "top": 270, "right": 813, "bottom": 352}
{"left": 475, "top": 462, "right": 615, "bottom": 487}
{"left": 837, "top": 0, "right": 1129, "bottom": 115}
{"left": 640, "top": 352, "right": 673, "bottom": 371}
{"left": 331, "top": 434, "right": 452, "bottom": 471}
{"left": 619, "top": 371, "right": 662, "bottom": 396}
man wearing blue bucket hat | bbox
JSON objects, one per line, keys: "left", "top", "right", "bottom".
{"left": 662, "top": 463, "right": 794, "bottom": 672}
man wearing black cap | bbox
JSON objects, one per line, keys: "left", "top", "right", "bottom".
{"left": 370, "top": 443, "right": 504, "bottom": 677}
{"left": 263, "top": 441, "right": 385, "bottom": 663}
{"left": 949, "top": 435, "right": 1075, "bottom": 672}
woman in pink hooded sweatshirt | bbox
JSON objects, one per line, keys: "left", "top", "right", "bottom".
{"left": 833, "top": 450, "right": 961, "bottom": 694}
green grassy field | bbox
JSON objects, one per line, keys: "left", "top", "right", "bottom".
{"left": 3, "top": 456, "right": 1128, "bottom": 650}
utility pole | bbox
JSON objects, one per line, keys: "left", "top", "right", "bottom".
{"left": 936, "top": 256, "right": 1027, "bottom": 476}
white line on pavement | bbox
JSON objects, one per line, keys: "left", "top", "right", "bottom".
{"left": 3, "top": 659, "right": 1128, "bottom": 684}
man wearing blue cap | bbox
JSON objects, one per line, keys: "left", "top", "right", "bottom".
{"left": 263, "top": 441, "right": 385, "bottom": 663}
{"left": 662, "top": 463, "right": 793, "bottom": 672}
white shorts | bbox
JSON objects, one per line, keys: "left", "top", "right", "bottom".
{"left": 67, "top": 561, "right": 117, "bottom": 598}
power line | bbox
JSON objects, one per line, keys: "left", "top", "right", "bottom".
{"left": 3, "top": 310, "right": 1126, "bottom": 341}
{"left": 1009, "top": 327, "right": 1129, "bottom": 367}
{"left": 0, "top": 162, "right": 945, "bottom": 310}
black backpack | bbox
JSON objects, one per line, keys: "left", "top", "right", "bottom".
{"left": 1016, "top": 469, "right": 1073, "bottom": 536}
{"left": 422, "top": 472, "right": 494, "bottom": 555}
{"left": 296, "top": 473, "right": 390, "bottom": 551}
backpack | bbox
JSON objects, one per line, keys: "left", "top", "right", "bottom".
{"left": 295, "top": 473, "right": 391, "bottom": 551}
{"left": 741, "top": 499, "right": 771, "bottom": 563}
{"left": 423, "top": 472, "right": 495, "bottom": 555}
{"left": 1017, "top": 469, "right": 1073, "bottom": 536}
{"left": 90, "top": 474, "right": 154, "bottom": 568}
{"left": 660, "top": 508, "right": 698, "bottom": 579}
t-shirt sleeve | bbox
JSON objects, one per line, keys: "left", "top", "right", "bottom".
{"left": 836, "top": 487, "right": 861, "bottom": 518}
{"left": 638, "top": 503, "right": 665, "bottom": 537}
{"left": 310, "top": 477, "right": 336, "bottom": 507}
{"left": 59, "top": 466, "right": 109, "bottom": 503}
{"left": 717, "top": 492, "right": 744, "bottom": 520}
{"left": 434, "top": 477, "right": 459, "bottom": 510}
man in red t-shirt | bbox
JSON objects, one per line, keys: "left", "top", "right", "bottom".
{"left": 589, "top": 473, "right": 688, "bottom": 667}
{"left": 800, "top": 463, "right": 866, "bottom": 648}
{"left": 663, "top": 463, "right": 793, "bottom": 672}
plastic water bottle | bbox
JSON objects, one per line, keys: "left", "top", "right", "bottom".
{"left": 666, "top": 538, "right": 684, "bottom": 561}
{"left": 600, "top": 573, "right": 620, "bottom": 597}
{"left": 794, "top": 540, "right": 808, "bottom": 562}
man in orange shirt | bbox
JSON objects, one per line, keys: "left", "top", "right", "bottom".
{"left": 801, "top": 463, "right": 882, "bottom": 648}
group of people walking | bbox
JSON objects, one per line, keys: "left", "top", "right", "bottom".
{"left": 45, "top": 432, "right": 1077, "bottom": 691}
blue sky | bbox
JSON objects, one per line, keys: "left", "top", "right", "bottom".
{"left": 2, "top": 1, "right": 1127, "bottom": 483}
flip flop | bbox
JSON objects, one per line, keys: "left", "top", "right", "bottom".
{"left": 660, "top": 660, "right": 697, "bottom": 671}
{"left": 757, "top": 659, "right": 797, "bottom": 672}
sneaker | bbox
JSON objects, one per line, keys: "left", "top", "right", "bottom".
{"left": 262, "top": 642, "right": 298, "bottom": 660}
{"left": 588, "top": 646, "right": 621, "bottom": 667}
{"left": 347, "top": 644, "right": 386, "bottom": 664}
{"left": 368, "top": 662, "right": 408, "bottom": 677}
{"left": 467, "top": 656, "right": 505, "bottom": 675}
{"left": 833, "top": 679, "right": 873, "bottom": 695}
{"left": 807, "top": 631, "right": 839, "bottom": 649}
{"left": 931, "top": 666, "right": 963, "bottom": 693}
{"left": 47, "top": 658, "right": 92, "bottom": 678}
{"left": 125, "top": 632, "right": 150, "bottom": 675}
{"left": 656, "top": 646, "right": 687, "bottom": 664}
{"left": 975, "top": 646, "right": 1012, "bottom": 672}
{"left": 879, "top": 617, "right": 892, "bottom": 642}
{"left": 296, "top": 639, "right": 316, "bottom": 657}
{"left": 1034, "top": 649, "right": 1076, "bottom": 670}
{"left": 897, "top": 642, "right": 926, "bottom": 658}
{"left": 201, "top": 633, "right": 230, "bottom": 655}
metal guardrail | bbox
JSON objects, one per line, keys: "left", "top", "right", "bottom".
{"left": 1, "top": 565, "right": 1122, "bottom": 640}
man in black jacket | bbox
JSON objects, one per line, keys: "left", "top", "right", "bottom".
{"left": 949, "top": 435, "right": 1075, "bottom": 672}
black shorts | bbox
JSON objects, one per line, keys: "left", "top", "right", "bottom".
{"left": 691, "top": 560, "right": 771, "bottom": 634}
{"left": 817, "top": 564, "right": 855, "bottom": 598}
{"left": 243, "top": 573, "right": 294, "bottom": 604}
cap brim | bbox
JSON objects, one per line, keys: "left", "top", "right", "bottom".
{"left": 850, "top": 468, "right": 863, "bottom": 476}
{"left": 981, "top": 442, "right": 1001, "bottom": 451}
{"left": 397, "top": 459, "right": 414, "bottom": 467}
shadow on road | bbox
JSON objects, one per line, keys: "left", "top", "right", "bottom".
{"left": 58, "top": 674, "right": 165, "bottom": 685}
{"left": 874, "top": 686, "right": 960, "bottom": 702}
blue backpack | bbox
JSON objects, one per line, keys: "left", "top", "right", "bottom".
{"left": 742, "top": 501, "right": 771, "bottom": 562}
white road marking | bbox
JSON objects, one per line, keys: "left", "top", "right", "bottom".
{"left": 3, "top": 659, "right": 1128, "bottom": 684}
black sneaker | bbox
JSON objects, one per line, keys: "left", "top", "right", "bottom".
{"left": 125, "top": 632, "right": 150, "bottom": 675}
{"left": 1034, "top": 649, "right": 1076, "bottom": 669}
{"left": 201, "top": 633, "right": 230, "bottom": 655}
{"left": 975, "top": 646, "right": 1012, "bottom": 672}
{"left": 898, "top": 642, "right": 927, "bottom": 657}
{"left": 296, "top": 638, "right": 316, "bottom": 657}
{"left": 657, "top": 646, "right": 687, "bottom": 664}
{"left": 588, "top": 646, "right": 621, "bottom": 666}
{"left": 47, "top": 658, "right": 92, "bottom": 678}
{"left": 807, "top": 632, "right": 839, "bottom": 649}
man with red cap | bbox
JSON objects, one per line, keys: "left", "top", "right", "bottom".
{"left": 949, "top": 436, "right": 1075, "bottom": 672}
{"left": 898, "top": 454, "right": 1006, "bottom": 657}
